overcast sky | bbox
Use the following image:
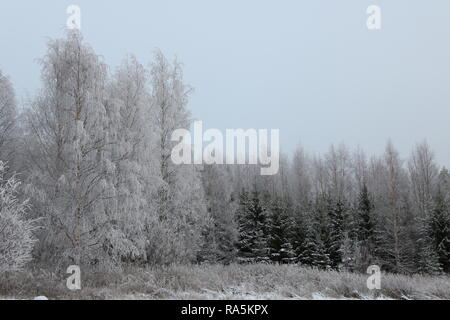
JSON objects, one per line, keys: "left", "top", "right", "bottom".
{"left": 1, "top": 0, "right": 449, "bottom": 167}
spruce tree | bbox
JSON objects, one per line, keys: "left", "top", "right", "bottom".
{"left": 200, "top": 165, "right": 238, "bottom": 264}
{"left": 298, "top": 227, "right": 331, "bottom": 269}
{"left": 355, "top": 184, "right": 377, "bottom": 270}
{"left": 198, "top": 223, "right": 219, "bottom": 264}
{"left": 297, "top": 208, "right": 331, "bottom": 270}
{"left": 429, "top": 188, "right": 450, "bottom": 273}
{"left": 340, "top": 232, "right": 358, "bottom": 272}
{"left": 326, "top": 199, "right": 346, "bottom": 269}
{"left": 237, "top": 189, "right": 270, "bottom": 263}
{"left": 267, "top": 197, "right": 296, "bottom": 264}
{"left": 292, "top": 204, "right": 308, "bottom": 263}
{"left": 415, "top": 216, "right": 442, "bottom": 274}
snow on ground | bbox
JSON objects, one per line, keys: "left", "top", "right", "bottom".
{"left": 0, "top": 292, "right": 422, "bottom": 300}
{"left": 0, "top": 296, "right": 49, "bottom": 300}
{"left": 112, "top": 288, "right": 396, "bottom": 300}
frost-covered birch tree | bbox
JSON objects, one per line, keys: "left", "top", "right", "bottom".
{"left": 409, "top": 141, "right": 439, "bottom": 218}
{"left": 149, "top": 50, "right": 209, "bottom": 263}
{"left": 375, "top": 142, "right": 413, "bottom": 272}
{"left": 25, "top": 31, "right": 114, "bottom": 266}
{"left": 0, "top": 71, "right": 18, "bottom": 166}
{"left": 290, "top": 146, "right": 312, "bottom": 209}
{"left": 104, "top": 56, "right": 156, "bottom": 264}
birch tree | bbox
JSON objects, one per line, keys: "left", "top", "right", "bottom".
{"left": 379, "top": 141, "right": 412, "bottom": 272}
{"left": 0, "top": 71, "right": 18, "bottom": 165}
{"left": 408, "top": 141, "right": 441, "bottom": 273}
{"left": 408, "top": 141, "right": 439, "bottom": 218}
{"left": 104, "top": 56, "right": 156, "bottom": 264}
{"left": 25, "top": 31, "right": 113, "bottom": 266}
{"left": 325, "top": 144, "right": 352, "bottom": 202}
{"left": 290, "top": 146, "right": 312, "bottom": 208}
{"left": 149, "top": 50, "right": 209, "bottom": 263}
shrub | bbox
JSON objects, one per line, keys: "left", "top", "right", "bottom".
{"left": 0, "top": 162, "right": 37, "bottom": 274}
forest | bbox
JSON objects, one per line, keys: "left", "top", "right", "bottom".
{"left": 0, "top": 31, "right": 449, "bottom": 288}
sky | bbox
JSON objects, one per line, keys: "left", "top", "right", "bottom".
{"left": 0, "top": 0, "right": 449, "bottom": 167}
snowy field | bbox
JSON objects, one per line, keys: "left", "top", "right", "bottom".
{"left": 1, "top": 264, "right": 449, "bottom": 300}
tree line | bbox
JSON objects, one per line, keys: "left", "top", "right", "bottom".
{"left": 0, "top": 31, "right": 449, "bottom": 275}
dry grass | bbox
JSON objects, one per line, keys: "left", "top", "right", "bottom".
{"left": 1, "top": 264, "right": 449, "bottom": 300}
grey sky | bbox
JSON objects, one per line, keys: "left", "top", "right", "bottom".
{"left": 1, "top": 0, "right": 449, "bottom": 167}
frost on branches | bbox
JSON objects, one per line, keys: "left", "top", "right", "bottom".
{"left": 0, "top": 162, "right": 37, "bottom": 273}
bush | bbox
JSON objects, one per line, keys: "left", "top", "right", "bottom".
{"left": 0, "top": 162, "right": 37, "bottom": 274}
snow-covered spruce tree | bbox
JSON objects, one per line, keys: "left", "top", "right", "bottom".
{"left": 291, "top": 204, "right": 308, "bottom": 263}
{"left": 235, "top": 189, "right": 251, "bottom": 263}
{"left": 429, "top": 188, "right": 450, "bottom": 273}
{"left": 266, "top": 196, "right": 296, "bottom": 264}
{"left": 0, "top": 163, "right": 37, "bottom": 273}
{"left": 237, "top": 189, "right": 270, "bottom": 263}
{"left": 353, "top": 184, "right": 377, "bottom": 271}
{"left": 356, "top": 185, "right": 375, "bottom": 243}
{"left": 326, "top": 199, "right": 347, "bottom": 269}
{"left": 415, "top": 215, "right": 442, "bottom": 274}
{"left": 434, "top": 168, "right": 450, "bottom": 273}
{"left": 340, "top": 232, "right": 358, "bottom": 271}
{"left": 297, "top": 214, "right": 331, "bottom": 270}
{"left": 292, "top": 194, "right": 331, "bottom": 270}
{"left": 24, "top": 31, "right": 114, "bottom": 267}
{"left": 149, "top": 50, "right": 209, "bottom": 264}
{"left": 199, "top": 164, "right": 238, "bottom": 264}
